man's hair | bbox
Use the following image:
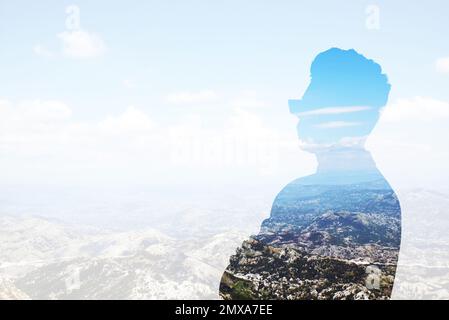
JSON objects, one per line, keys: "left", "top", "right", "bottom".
{"left": 290, "top": 48, "right": 391, "bottom": 114}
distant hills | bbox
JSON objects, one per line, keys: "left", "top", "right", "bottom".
{"left": 0, "top": 215, "right": 246, "bottom": 299}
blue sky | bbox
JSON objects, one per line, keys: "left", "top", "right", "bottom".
{"left": 1, "top": 0, "right": 449, "bottom": 188}
{"left": 1, "top": 0, "right": 449, "bottom": 114}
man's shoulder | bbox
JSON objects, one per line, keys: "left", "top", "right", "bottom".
{"left": 273, "top": 175, "right": 320, "bottom": 201}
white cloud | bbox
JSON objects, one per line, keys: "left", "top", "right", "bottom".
{"left": 2, "top": 94, "right": 448, "bottom": 194}
{"left": 168, "top": 107, "right": 304, "bottom": 176}
{"left": 33, "top": 44, "right": 55, "bottom": 58}
{"left": 0, "top": 87, "right": 320, "bottom": 188}
{"left": 0, "top": 100, "right": 162, "bottom": 182}
{"left": 122, "top": 79, "right": 136, "bottom": 89}
{"left": 98, "top": 106, "right": 154, "bottom": 135}
{"left": 380, "top": 96, "right": 449, "bottom": 122}
{"left": 0, "top": 98, "right": 310, "bottom": 184}
{"left": 0, "top": 100, "right": 73, "bottom": 159}
{"left": 229, "top": 91, "right": 268, "bottom": 109}
{"left": 296, "top": 106, "right": 371, "bottom": 116}
{"left": 0, "top": 99, "right": 71, "bottom": 125}
{"left": 58, "top": 29, "right": 106, "bottom": 59}
{"left": 368, "top": 96, "right": 449, "bottom": 190}
{"left": 435, "top": 57, "right": 449, "bottom": 73}
{"left": 20, "top": 99, "right": 72, "bottom": 120}
{"left": 165, "top": 90, "right": 218, "bottom": 104}
{"left": 314, "top": 121, "right": 361, "bottom": 129}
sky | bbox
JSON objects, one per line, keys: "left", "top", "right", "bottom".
{"left": 1, "top": 0, "right": 449, "bottom": 192}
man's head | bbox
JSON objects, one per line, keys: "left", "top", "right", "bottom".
{"left": 289, "top": 48, "right": 390, "bottom": 149}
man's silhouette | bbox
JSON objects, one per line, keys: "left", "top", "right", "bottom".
{"left": 220, "top": 48, "right": 401, "bottom": 300}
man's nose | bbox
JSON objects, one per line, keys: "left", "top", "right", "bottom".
{"left": 288, "top": 99, "right": 302, "bottom": 115}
